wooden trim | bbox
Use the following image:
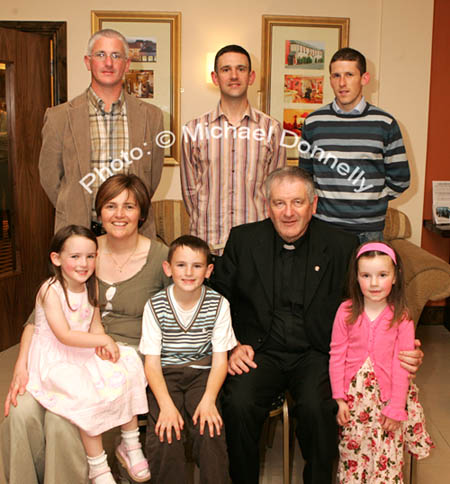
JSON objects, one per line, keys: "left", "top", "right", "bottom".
{"left": 0, "top": 21, "right": 67, "bottom": 105}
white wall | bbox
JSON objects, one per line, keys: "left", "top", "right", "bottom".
{"left": 1, "top": 0, "right": 434, "bottom": 243}
{"left": 377, "top": 0, "right": 433, "bottom": 244}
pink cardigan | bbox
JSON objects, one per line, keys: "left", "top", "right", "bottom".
{"left": 329, "top": 300, "right": 415, "bottom": 421}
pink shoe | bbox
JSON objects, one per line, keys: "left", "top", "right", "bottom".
{"left": 115, "top": 441, "right": 150, "bottom": 483}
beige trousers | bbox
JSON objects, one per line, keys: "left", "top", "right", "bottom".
{"left": 0, "top": 392, "right": 88, "bottom": 484}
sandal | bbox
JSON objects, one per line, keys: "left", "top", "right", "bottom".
{"left": 89, "top": 464, "right": 116, "bottom": 483}
{"left": 115, "top": 441, "right": 151, "bottom": 483}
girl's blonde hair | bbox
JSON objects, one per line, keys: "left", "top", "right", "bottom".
{"left": 346, "top": 241, "right": 409, "bottom": 325}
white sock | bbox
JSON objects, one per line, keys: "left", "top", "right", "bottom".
{"left": 86, "top": 451, "right": 116, "bottom": 484}
{"left": 120, "top": 427, "right": 148, "bottom": 478}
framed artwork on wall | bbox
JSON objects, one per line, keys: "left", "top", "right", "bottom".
{"left": 92, "top": 10, "right": 181, "bottom": 164}
{"left": 261, "top": 15, "right": 349, "bottom": 162}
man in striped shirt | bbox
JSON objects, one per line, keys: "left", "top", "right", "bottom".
{"left": 299, "top": 47, "right": 410, "bottom": 242}
{"left": 181, "top": 45, "right": 286, "bottom": 256}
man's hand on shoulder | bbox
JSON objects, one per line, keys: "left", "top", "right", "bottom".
{"left": 228, "top": 343, "right": 257, "bottom": 376}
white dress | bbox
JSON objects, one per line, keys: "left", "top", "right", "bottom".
{"left": 26, "top": 280, "right": 148, "bottom": 436}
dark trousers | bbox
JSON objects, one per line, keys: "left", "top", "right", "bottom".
{"left": 146, "top": 366, "right": 230, "bottom": 484}
{"left": 221, "top": 348, "right": 337, "bottom": 484}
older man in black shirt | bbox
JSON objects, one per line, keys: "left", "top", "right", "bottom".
{"left": 212, "top": 166, "right": 422, "bottom": 484}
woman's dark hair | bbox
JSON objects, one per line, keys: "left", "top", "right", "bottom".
{"left": 95, "top": 174, "right": 150, "bottom": 228}
{"left": 44, "top": 225, "right": 98, "bottom": 310}
{"left": 346, "top": 241, "right": 409, "bottom": 325}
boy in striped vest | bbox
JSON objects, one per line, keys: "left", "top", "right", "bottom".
{"left": 139, "top": 235, "right": 237, "bottom": 483}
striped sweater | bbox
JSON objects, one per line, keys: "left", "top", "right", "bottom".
{"left": 149, "top": 286, "right": 223, "bottom": 367}
{"left": 299, "top": 103, "right": 410, "bottom": 233}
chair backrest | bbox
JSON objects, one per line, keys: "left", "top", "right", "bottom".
{"left": 383, "top": 207, "right": 412, "bottom": 241}
{"left": 152, "top": 202, "right": 413, "bottom": 244}
{"left": 152, "top": 200, "right": 190, "bottom": 245}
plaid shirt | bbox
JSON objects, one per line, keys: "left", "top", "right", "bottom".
{"left": 88, "top": 87, "right": 129, "bottom": 220}
{"left": 181, "top": 103, "right": 286, "bottom": 255}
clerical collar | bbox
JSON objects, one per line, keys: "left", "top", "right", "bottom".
{"left": 275, "top": 228, "right": 309, "bottom": 253}
{"left": 283, "top": 243, "right": 296, "bottom": 250}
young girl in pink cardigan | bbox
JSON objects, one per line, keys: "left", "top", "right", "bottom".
{"left": 329, "top": 241, "right": 433, "bottom": 483}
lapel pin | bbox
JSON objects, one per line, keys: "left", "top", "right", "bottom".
{"left": 314, "top": 265, "right": 320, "bottom": 272}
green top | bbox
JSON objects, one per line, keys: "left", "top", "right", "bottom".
{"left": 98, "top": 240, "right": 170, "bottom": 346}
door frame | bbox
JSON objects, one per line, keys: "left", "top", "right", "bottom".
{"left": 0, "top": 21, "right": 67, "bottom": 105}
{"left": 0, "top": 22, "right": 67, "bottom": 349}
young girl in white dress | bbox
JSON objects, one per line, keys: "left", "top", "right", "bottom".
{"left": 329, "top": 242, "right": 433, "bottom": 483}
{"left": 26, "top": 225, "right": 150, "bottom": 484}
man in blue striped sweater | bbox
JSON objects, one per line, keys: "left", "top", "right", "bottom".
{"left": 299, "top": 47, "right": 410, "bottom": 242}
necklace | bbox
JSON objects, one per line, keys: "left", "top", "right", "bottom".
{"left": 106, "top": 238, "right": 139, "bottom": 273}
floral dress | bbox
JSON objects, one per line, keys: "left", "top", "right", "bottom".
{"left": 337, "top": 357, "right": 434, "bottom": 483}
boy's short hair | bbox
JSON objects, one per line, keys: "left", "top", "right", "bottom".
{"left": 167, "top": 235, "right": 212, "bottom": 265}
{"left": 329, "top": 47, "right": 367, "bottom": 75}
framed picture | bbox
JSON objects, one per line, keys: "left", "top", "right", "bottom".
{"left": 261, "top": 15, "right": 349, "bottom": 162}
{"left": 92, "top": 11, "right": 181, "bottom": 164}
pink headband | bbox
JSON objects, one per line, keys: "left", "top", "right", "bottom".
{"left": 356, "top": 242, "right": 397, "bottom": 264}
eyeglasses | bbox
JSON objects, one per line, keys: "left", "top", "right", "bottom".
{"left": 90, "top": 51, "right": 125, "bottom": 61}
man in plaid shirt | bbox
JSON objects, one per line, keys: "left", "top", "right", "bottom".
{"left": 39, "top": 29, "right": 164, "bottom": 238}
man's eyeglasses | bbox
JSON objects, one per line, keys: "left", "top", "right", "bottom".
{"left": 90, "top": 51, "right": 125, "bottom": 61}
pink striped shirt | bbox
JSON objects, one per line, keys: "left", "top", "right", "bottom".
{"left": 180, "top": 103, "right": 286, "bottom": 255}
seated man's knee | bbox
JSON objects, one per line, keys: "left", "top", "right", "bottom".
{"left": 293, "top": 390, "right": 332, "bottom": 423}
{"left": 221, "top": 376, "right": 257, "bottom": 419}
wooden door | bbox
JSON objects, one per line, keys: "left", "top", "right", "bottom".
{"left": 0, "top": 27, "right": 54, "bottom": 350}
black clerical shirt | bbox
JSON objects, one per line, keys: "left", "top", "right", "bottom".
{"left": 265, "top": 227, "right": 311, "bottom": 354}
